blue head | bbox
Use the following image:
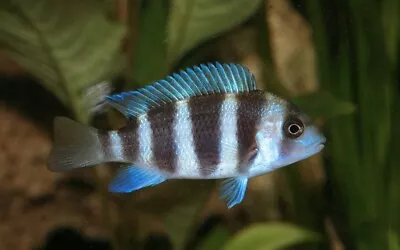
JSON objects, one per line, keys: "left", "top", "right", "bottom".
{"left": 249, "top": 93, "right": 326, "bottom": 176}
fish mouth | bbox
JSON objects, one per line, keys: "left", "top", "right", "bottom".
{"left": 310, "top": 137, "right": 326, "bottom": 152}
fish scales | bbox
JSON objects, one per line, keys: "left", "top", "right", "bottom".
{"left": 119, "top": 120, "right": 139, "bottom": 162}
{"left": 109, "top": 92, "right": 271, "bottom": 179}
{"left": 216, "top": 94, "right": 239, "bottom": 178}
{"left": 149, "top": 102, "right": 176, "bottom": 173}
{"left": 98, "top": 119, "right": 140, "bottom": 164}
{"left": 174, "top": 100, "right": 201, "bottom": 177}
{"left": 98, "top": 130, "right": 129, "bottom": 163}
{"left": 47, "top": 62, "right": 326, "bottom": 209}
{"left": 189, "top": 94, "right": 224, "bottom": 177}
{"left": 99, "top": 92, "right": 283, "bottom": 178}
{"left": 98, "top": 131, "right": 112, "bottom": 161}
{"left": 137, "top": 113, "right": 153, "bottom": 167}
{"left": 236, "top": 91, "right": 268, "bottom": 174}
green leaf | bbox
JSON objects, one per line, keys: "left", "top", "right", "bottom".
{"left": 381, "top": 0, "right": 399, "bottom": 66}
{"left": 164, "top": 200, "right": 203, "bottom": 250}
{"left": 197, "top": 226, "right": 231, "bottom": 250}
{"left": 128, "top": 180, "right": 215, "bottom": 250}
{"left": 222, "top": 222, "right": 319, "bottom": 250}
{"left": 167, "top": 0, "right": 263, "bottom": 64}
{"left": 304, "top": 0, "right": 398, "bottom": 248}
{"left": 0, "top": 0, "right": 125, "bottom": 123}
{"left": 291, "top": 91, "right": 356, "bottom": 119}
{"left": 388, "top": 230, "right": 400, "bottom": 250}
{"left": 130, "top": 0, "right": 169, "bottom": 88}
{"left": 162, "top": 180, "right": 215, "bottom": 250}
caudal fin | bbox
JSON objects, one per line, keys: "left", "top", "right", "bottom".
{"left": 48, "top": 117, "right": 104, "bottom": 172}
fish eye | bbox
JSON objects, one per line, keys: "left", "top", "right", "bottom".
{"left": 283, "top": 117, "right": 304, "bottom": 139}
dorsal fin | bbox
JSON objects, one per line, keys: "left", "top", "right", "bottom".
{"left": 106, "top": 62, "right": 257, "bottom": 118}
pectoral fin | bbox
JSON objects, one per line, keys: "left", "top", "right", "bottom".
{"left": 219, "top": 177, "right": 248, "bottom": 208}
{"left": 108, "top": 165, "right": 167, "bottom": 193}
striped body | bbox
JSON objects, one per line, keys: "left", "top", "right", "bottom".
{"left": 99, "top": 91, "right": 279, "bottom": 179}
{"left": 48, "top": 62, "right": 325, "bottom": 208}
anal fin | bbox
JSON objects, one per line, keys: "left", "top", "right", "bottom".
{"left": 219, "top": 177, "right": 248, "bottom": 208}
{"left": 108, "top": 165, "right": 167, "bottom": 193}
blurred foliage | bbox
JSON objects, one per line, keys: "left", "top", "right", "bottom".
{"left": 0, "top": 0, "right": 399, "bottom": 249}
{"left": 298, "top": 0, "right": 400, "bottom": 249}
{"left": 130, "top": 0, "right": 169, "bottom": 87}
{"left": 291, "top": 91, "right": 356, "bottom": 119}
{"left": 0, "top": 0, "right": 125, "bottom": 124}
{"left": 166, "top": 0, "right": 263, "bottom": 66}
{"left": 135, "top": 179, "right": 216, "bottom": 249}
{"left": 196, "top": 226, "right": 231, "bottom": 250}
{"left": 222, "top": 222, "right": 319, "bottom": 250}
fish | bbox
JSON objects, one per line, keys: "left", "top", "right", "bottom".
{"left": 47, "top": 62, "right": 326, "bottom": 208}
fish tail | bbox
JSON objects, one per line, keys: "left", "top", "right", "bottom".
{"left": 48, "top": 116, "right": 104, "bottom": 172}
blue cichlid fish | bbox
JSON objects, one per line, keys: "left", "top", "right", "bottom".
{"left": 48, "top": 62, "right": 325, "bottom": 208}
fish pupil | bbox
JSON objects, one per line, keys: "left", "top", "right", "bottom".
{"left": 289, "top": 124, "right": 301, "bottom": 134}
{"left": 284, "top": 117, "right": 304, "bottom": 138}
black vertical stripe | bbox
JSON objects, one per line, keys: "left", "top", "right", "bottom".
{"left": 117, "top": 118, "right": 139, "bottom": 162}
{"left": 237, "top": 90, "right": 267, "bottom": 173}
{"left": 189, "top": 94, "right": 225, "bottom": 176}
{"left": 98, "top": 124, "right": 139, "bottom": 163}
{"left": 148, "top": 103, "right": 176, "bottom": 173}
{"left": 98, "top": 131, "right": 112, "bottom": 160}
{"left": 279, "top": 102, "right": 297, "bottom": 159}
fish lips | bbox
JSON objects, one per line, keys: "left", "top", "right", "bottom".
{"left": 311, "top": 137, "right": 326, "bottom": 152}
